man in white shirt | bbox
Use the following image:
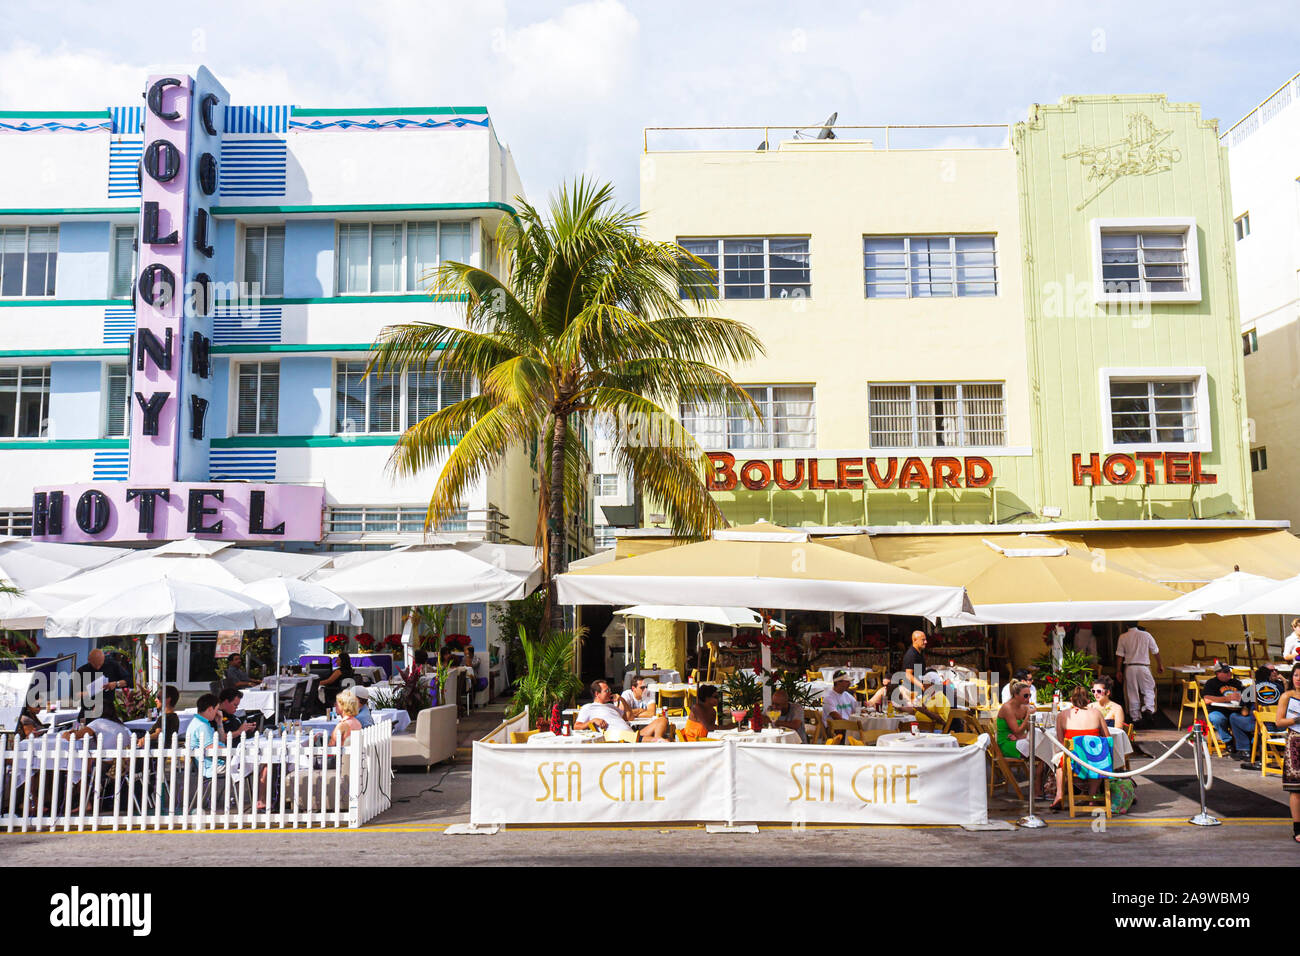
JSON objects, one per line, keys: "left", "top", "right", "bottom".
{"left": 1001, "top": 669, "right": 1037, "bottom": 704}
{"left": 1115, "top": 622, "right": 1163, "bottom": 723}
{"left": 621, "top": 677, "right": 656, "bottom": 718}
{"left": 1284, "top": 619, "right": 1300, "bottom": 663}
{"left": 822, "top": 672, "right": 862, "bottom": 724}
{"left": 576, "top": 680, "right": 671, "bottom": 741}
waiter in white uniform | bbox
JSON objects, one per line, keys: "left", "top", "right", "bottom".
{"left": 1115, "top": 622, "right": 1163, "bottom": 722}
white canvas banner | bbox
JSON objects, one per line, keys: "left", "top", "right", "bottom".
{"left": 470, "top": 740, "right": 726, "bottom": 825}
{"left": 733, "top": 737, "right": 989, "bottom": 825}
{"left": 470, "top": 737, "right": 990, "bottom": 827}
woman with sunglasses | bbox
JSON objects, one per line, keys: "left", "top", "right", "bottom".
{"left": 1091, "top": 675, "right": 1125, "bottom": 733}
{"left": 996, "top": 680, "right": 1050, "bottom": 798}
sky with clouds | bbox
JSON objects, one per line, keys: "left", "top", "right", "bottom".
{"left": 3, "top": 1, "right": 1299, "bottom": 210}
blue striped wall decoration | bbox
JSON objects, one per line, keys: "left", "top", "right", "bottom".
{"left": 0, "top": 119, "right": 111, "bottom": 133}
{"left": 212, "top": 305, "right": 283, "bottom": 344}
{"left": 108, "top": 139, "right": 143, "bottom": 198}
{"left": 224, "top": 106, "right": 291, "bottom": 134}
{"left": 92, "top": 450, "right": 129, "bottom": 481}
{"left": 110, "top": 106, "right": 144, "bottom": 135}
{"left": 208, "top": 448, "right": 276, "bottom": 481}
{"left": 289, "top": 116, "right": 490, "bottom": 132}
{"left": 103, "top": 307, "right": 135, "bottom": 346}
{"left": 219, "top": 138, "right": 287, "bottom": 197}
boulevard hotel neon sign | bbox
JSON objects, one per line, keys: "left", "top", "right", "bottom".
{"left": 31, "top": 69, "right": 323, "bottom": 544}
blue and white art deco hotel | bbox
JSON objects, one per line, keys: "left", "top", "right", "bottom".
{"left": 0, "top": 65, "right": 556, "bottom": 676}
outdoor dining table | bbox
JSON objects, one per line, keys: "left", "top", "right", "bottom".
{"left": 875, "top": 731, "right": 960, "bottom": 749}
{"left": 706, "top": 727, "right": 801, "bottom": 744}
{"left": 526, "top": 730, "right": 606, "bottom": 745}
{"left": 36, "top": 708, "right": 79, "bottom": 729}
{"left": 124, "top": 710, "right": 198, "bottom": 736}
{"left": 625, "top": 668, "right": 680, "bottom": 688}
{"left": 841, "top": 712, "right": 918, "bottom": 732}
{"left": 235, "top": 690, "right": 279, "bottom": 714}
{"left": 299, "top": 708, "right": 411, "bottom": 736}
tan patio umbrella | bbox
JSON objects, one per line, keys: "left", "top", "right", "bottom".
{"left": 556, "top": 523, "right": 971, "bottom": 618}
{"left": 848, "top": 534, "right": 1185, "bottom": 624}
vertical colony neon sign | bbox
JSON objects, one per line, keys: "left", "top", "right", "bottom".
{"left": 31, "top": 67, "right": 324, "bottom": 543}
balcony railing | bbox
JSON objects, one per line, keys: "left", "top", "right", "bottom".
{"left": 644, "top": 124, "right": 1011, "bottom": 153}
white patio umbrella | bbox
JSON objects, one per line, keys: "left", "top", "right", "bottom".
{"left": 30, "top": 538, "right": 331, "bottom": 611}
{"left": 242, "top": 577, "right": 363, "bottom": 722}
{"left": 310, "top": 544, "right": 536, "bottom": 609}
{"left": 0, "top": 536, "right": 125, "bottom": 592}
{"left": 44, "top": 577, "right": 278, "bottom": 639}
{"left": 1220, "top": 574, "right": 1300, "bottom": 615}
{"left": 0, "top": 589, "right": 52, "bottom": 630}
{"left": 1145, "top": 570, "right": 1283, "bottom": 618}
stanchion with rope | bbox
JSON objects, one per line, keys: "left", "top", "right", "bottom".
{"left": 1034, "top": 726, "right": 1220, "bottom": 827}
{"left": 1017, "top": 714, "right": 1046, "bottom": 829}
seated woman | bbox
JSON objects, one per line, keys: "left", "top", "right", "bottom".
{"left": 141, "top": 685, "right": 181, "bottom": 745}
{"left": 319, "top": 651, "right": 354, "bottom": 713}
{"left": 331, "top": 690, "right": 364, "bottom": 747}
{"left": 1091, "top": 675, "right": 1126, "bottom": 733}
{"left": 1052, "top": 685, "right": 1113, "bottom": 812}
{"left": 17, "top": 701, "right": 48, "bottom": 739}
{"left": 995, "top": 680, "right": 1050, "bottom": 797}
{"left": 682, "top": 684, "right": 719, "bottom": 741}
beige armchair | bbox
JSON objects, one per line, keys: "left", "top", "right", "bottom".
{"left": 391, "top": 704, "right": 457, "bottom": 770}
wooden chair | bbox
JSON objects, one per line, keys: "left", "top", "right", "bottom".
{"left": 509, "top": 729, "right": 538, "bottom": 744}
{"left": 952, "top": 732, "right": 980, "bottom": 746}
{"left": 858, "top": 729, "right": 896, "bottom": 746}
{"left": 657, "top": 688, "right": 689, "bottom": 717}
{"left": 943, "top": 709, "right": 978, "bottom": 734}
{"left": 1063, "top": 737, "right": 1112, "bottom": 819}
{"left": 704, "top": 642, "right": 719, "bottom": 683}
{"left": 805, "top": 670, "right": 823, "bottom": 683}
{"left": 805, "top": 710, "right": 827, "bottom": 745}
{"left": 1255, "top": 707, "right": 1286, "bottom": 777}
{"left": 1177, "top": 681, "right": 1226, "bottom": 757}
{"left": 977, "top": 718, "right": 1026, "bottom": 800}
{"left": 829, "top": 719, "right": 863, "bottom": 744}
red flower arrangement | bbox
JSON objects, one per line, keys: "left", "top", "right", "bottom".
{"left": 732, "top": 633, "right": 759, "bottom": 649}
{"left": 355, "top": 633, "right": 376, "bottom": 650}
{"left": 443, "top": 633, "right": 472, "bottom": 650}
{"left": 324, "top": 633, "right": 348, "bottom": 650}
{"left": 384, "top": 634, "right": 403, "bottom": 650}
{"left": 809, "top": 632, "right": 837, "bottom": 651}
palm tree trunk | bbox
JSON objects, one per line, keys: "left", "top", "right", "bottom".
{"left": 546, "top": 411, "right": 569, "bottom": 632}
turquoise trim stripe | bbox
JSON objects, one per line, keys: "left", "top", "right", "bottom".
{"left": 0, "top": 110, "right": 110, "bottom": 119}
{"left": 291, "top": 117, "right": 489, "bottom": 132}
{"left": 265, "top": 294, "right": 465, "bottom": 304}
{"left": 291, "top": 107, "right": 487, "bottom": 117}
{"left": 0, "top": 439, "right": 126, "bottom": 450}
{"left": 211, "top": 343, "right": 377, "bottom": 354}
{"left": 0, "top": 299, "right": 125, "bottom": 308}
{"left": 0, "top": 209, "right": 136, "bottom": 217}
{"left": 211, "top": 435, "right": 400, "bottom": 448}
{"left": 0, "top": 348, "right": 127, "bottom": 357}
{"left": 210, "top": 201, "right": 517, "bottom": 216}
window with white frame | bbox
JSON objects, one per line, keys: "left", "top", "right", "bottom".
{"left": 105, "top": 364, "right": 130, "bottom": 437}
{"left": 235, "top": 361, "right": 280, "bottom": 435}
{"left": 868, "top": 382, "right": 1005, "bottom": 448}
{"left": 1100, "top": 368, "right": 1209, "bottom": 452}
{"left": 326, "top": 505, "right": 468, "bottom": 534}
{"left": 676, "top": 237, "right": 810, "bottom": 299}
{"left": 0, "top": 226, "right": 58, "bottom": 297}
{"left": 334, "top": 361, "right": 470, "bottom": 434}
{"left": 1251, "top": 447, "right": 1268, "bottom": 472}
{"left": 595, "top": 473, "right": 619, "bottom": 496}
{"left": 1092, "top": 218, "right": 1201, "bottom": 303}
{"left": 336, "top": 221, "right": 472, "bottom": 294}
{"left": 242, "top": 225, "right": 285, "bottom": 297}
{"left": 1235, "top": 213, "right": 1250, "bottom": 241}
{"left": 0, "top": 366, "right": 50, "bottom": 437}
{"left": 594, "top": 525, "right": 618, "bottom": 550}
{"left": 110, "top": 225, "right": 136, "bottom": 299}
{"left": 863, "top": 235, "right": 997, "bottom": 298}
{"left": 0, "top": 511, "right": 32, "bottom": 537}
{"left": 679, "top": 384, "right": 815, "bottom": 449}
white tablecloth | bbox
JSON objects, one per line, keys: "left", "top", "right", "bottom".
{"left": 36, "top": 708, "right": 79, "bottom": 728}
{"left": 124, "top": 711, "right": 198, "bottom": 735}
{"left": 706, "top": 728, "right": 801, "bottom": 744}
{"left": 299, "top": 708, "right": 410, "bottom": 736}
{"left": 876, "top": 732, "right": 960, "bottom": 750}
{"left": 839, "top": 713, "right": 916, "bottom": 732}
{"left": 236, "top": 690, "right": 279, "bottom": 713}
{"left": 625, "top": 669, "right": 680, "bottom": 688}
{"left": 526, "top": 730, "right": 606, "bottom": 745}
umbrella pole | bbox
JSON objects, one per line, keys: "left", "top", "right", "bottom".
{"left": 761, "top": 611, "right": 773, "bottom": 713}
{"left": 274, "top": 626, "right": 283, "bottom": 725}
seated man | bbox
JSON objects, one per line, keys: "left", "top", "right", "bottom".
{"left": 575, "top": 679, "right": 672, "bottom": 741}
{"left": 222, "top": 653, "right": 259, "bottom": 690}
{"left": 821, "top": 671, "right": 862, "bottom": 724}
{"left": 1201, "top": 662, "right": 1247, "bottom": 758}
{"left": 1234, "top": 665, "right": 1283, "bottom": 769}
{"left": 1001, "top": 668, "right": 1036, "bottom": 703}
{"left": 353, "top": 686, "right": 375, "bottom": 728}
{"left": 769, "top": 689, "right": 807, "bottom": 743}
{"left": 620, "top": 677, "right": 657, "bottom": 717}
{"left": 217, "top": 689, "right": 258, "bottom": 739}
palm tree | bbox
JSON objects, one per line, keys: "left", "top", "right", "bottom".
{"left": 370, "top": 178, "right": 764, "bottom": 628}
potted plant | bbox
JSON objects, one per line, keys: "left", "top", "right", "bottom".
{"left": 507, "top": 623, "right": 582, "bottom": 729}
{"left": 325, "top": 633, "right": 348, "bottom": 656}
{"left": 721, "top": 670, "right": 763, "bottom": 728}
{"left": 1031, "top": 648, "right": 1097, "bottom": 704}
{"left": 355, "top": 633, "right": 376, "bottom": 654}
{"left": 384, "top": 633, "right": 404, "bottom": 662}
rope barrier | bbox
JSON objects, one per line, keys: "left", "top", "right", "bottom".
{"left": 1037, "top": 730, "right": 1213, "bottom": 789}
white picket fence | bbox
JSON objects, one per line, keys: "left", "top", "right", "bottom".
{"left": 1, "top": 720, "right": 392, "bottom": 831}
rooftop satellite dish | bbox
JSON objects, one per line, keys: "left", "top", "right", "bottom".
{"left": 815, "top": 112, "right": 838, "bottom": 140}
